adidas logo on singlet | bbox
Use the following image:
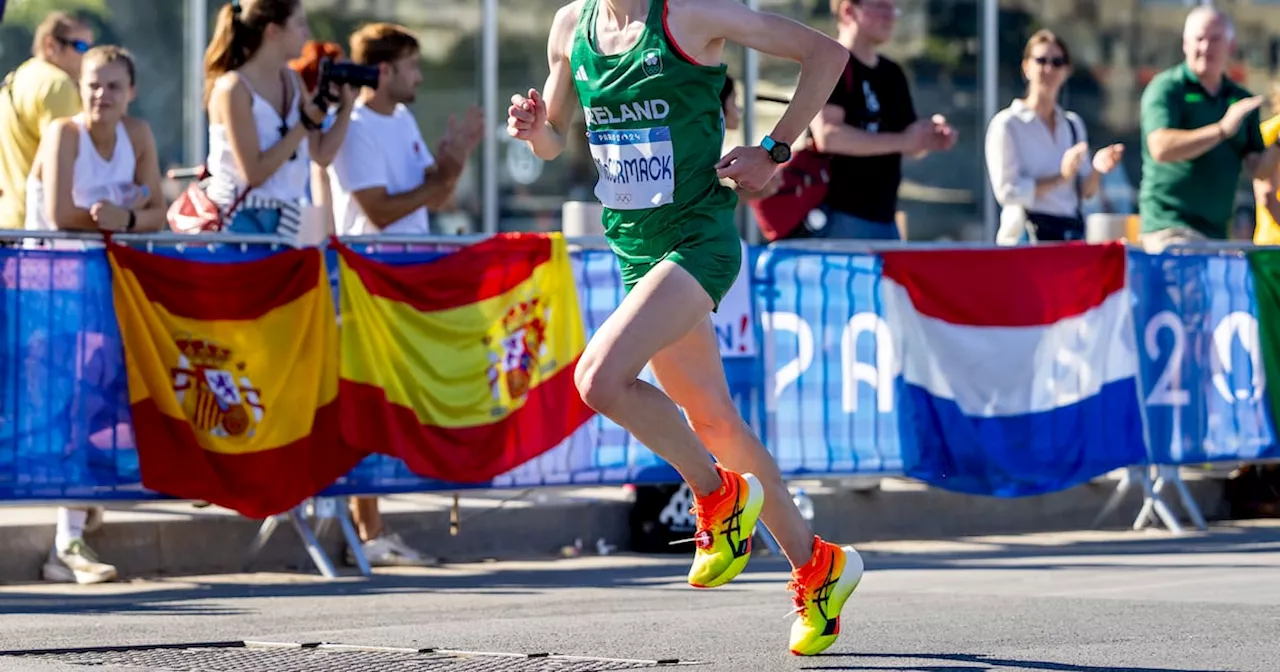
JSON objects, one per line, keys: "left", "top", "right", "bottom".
{"left": 575, "top": 65, "right": 588, "bottom": 82}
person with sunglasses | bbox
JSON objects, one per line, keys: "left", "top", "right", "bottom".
{"left": 0, "top": 11, "right": 95, "bottom": 230}
{"left": 985, "top": 30, "right": 1125, "bottom": 244}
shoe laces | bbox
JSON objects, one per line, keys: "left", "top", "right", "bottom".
{"left": 784, "top": 575, "right": 809, "bottom": 619}
{"left": 65, "top": 539, "right": 101, "bottom": 563}
{"left": 667, "top": 487, "right": 724, "bottom": 550}
{"left": 784, "top": 544, "right": 828, "bottom": 620}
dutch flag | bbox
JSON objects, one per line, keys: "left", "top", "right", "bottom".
{"left": 878, "top": 243, "right": 1149, "bottom": 497}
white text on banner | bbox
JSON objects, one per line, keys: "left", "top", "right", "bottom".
{"left": 711, "top": 240, "right": 756, "bottom": 358}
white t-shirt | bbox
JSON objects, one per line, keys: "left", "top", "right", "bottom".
{"left": 329, "top": 102, "right": 435, "bottom": 236}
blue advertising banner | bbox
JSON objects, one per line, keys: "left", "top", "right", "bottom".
{"left": 1128, "top": 251, "right": 1277, "bottom": 465}
{"left": 753, "top": 247, "right": 903, "bottom": 477}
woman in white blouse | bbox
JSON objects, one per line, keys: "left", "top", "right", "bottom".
{"left": 986, "top": 30, "right": 1125, "bottom": 244}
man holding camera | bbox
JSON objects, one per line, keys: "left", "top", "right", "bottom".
{"left": 327, "top": 22, "right": 483, "bottom": 568}
{"left": 328, "top": 23, "right": 483, "bottom": 236}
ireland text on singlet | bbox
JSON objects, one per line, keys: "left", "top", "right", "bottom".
{"left": 568, "top": 0, "right": 736, "bottom": 226}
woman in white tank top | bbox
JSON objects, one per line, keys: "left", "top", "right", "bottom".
{"left": 20, "top": 46, "right": 165, "bottom": 587}
{"left": 202, "top": 0, "right": 353, "bottom": 238}
{"left": 25, "top": 46, "right": 166, "bottom": 239}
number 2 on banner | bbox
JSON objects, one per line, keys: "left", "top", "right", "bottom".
{"left": 1144, "top": 310, "right": 1188, "bottom": 457}
{"left": 1145, "top": 310, "right": 1189, "bottom": 407}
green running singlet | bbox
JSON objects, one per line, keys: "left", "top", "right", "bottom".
{"left": 569, "top": 0, "right": 741, "bottom": 310}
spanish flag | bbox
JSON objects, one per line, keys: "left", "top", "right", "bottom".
{"left": 335, "top": 233, "right": 594, "bottom": 483}
{"left": 108, "top": 244, "right": 366, "bottom": 519}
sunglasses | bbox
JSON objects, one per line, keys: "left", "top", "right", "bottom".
{"left": 1034, "top": 56, "right": 1068, "bottom": 68}
{"left": 58, "top": 37, "right": 93, "bottom": 54}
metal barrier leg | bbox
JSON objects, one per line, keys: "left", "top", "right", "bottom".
{"left": 1092, "top": 466, "right": 1137, "bottom": 529}
{"left": 305, "top": 514, "right": 334, "bottom": 571}
{"left": 1133, "top": 467, "right": 1184, "bottom": 534}
{"left": 336, "top": 505, "right": 373, "bottom": 578}
{"left": 313, "top": 496, "right": 371, "bottom": 577}
{"left": 246, "top": 500, "right": 357, "bottom": 579}
{"left": 1165, "top": 466, "right": 1209, "bottom": 532}
{"left": 754, "top": 525, "right": 783, "bottom": 556}
{"left": 243, "top": 514, "right": 282, "bottom": 572}
{"left": 288, "top": 506, "right": 340, "bottom": 579}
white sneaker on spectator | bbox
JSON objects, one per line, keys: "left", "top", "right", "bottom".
{"left": 347, "top": 532, "right": 440, "bottom": 568}
{"left": 42, "top": 539, "right": 118, "bottom": 584}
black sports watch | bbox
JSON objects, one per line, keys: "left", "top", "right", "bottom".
{"left": 761, "top": 135, "right": 791, "bottom": 164}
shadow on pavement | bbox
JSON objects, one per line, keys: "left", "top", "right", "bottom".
{"left": 801, "top": 651, "right": 1226, "bottom": 672}
{"left": 0, "top": 521, "right": 1275, "bottom": 617}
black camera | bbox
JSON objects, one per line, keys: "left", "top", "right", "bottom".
{"left": 314, "top": 57, "right": 380, "bottom": 104}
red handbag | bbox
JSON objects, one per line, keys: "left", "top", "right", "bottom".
{"left": 749, "top": 62, "right": 853, "bottom": 242}
{"left": 165, "top": 166, "right": 252, "bottom": 234}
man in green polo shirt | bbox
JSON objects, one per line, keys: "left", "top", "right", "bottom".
{"left": 1139, "top": 7, "right": 1280, "bottom": 252}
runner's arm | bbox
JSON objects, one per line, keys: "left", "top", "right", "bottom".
{"left": 526, "top": 3, "right": 580, "bottom": 161}
{"left": 685, "top": 0, "right": 848, "bottom": 147}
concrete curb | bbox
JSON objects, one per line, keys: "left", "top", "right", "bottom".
{"left": 0, "top": 497, "right": 632, "bottom": 584}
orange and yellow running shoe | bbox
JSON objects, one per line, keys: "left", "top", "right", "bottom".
{"left": 682, "top": 464, "right": 764, "bottom": 589}
{"left": 788, "top": 535, "right": 864, "bottom": 656}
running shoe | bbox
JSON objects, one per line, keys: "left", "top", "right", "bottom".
{"left": 680, "top": 463, "right": 764, "bottom": 588}
{"left": 788, "top": 535, "right": 864, "bottom": 656}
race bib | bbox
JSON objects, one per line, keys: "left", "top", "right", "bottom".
{"left": 588, "top": 127, "right": 674, "bottom": 211}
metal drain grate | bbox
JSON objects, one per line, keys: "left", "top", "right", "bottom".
{"left": 0, "top": 641, "right": 704, "bottom": 671}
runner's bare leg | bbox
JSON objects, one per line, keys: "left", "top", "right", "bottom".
{"left": 574, "top": 260, "right": 721, "bottom": 497}
{"left": 649, "top": 317, "right": 815, "bottom": 568}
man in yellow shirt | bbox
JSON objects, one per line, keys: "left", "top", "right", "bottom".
{"left": 1254, "top": 83, "right": 1280, "bottom": 245}
{"left": 0, "top": 12, "right": 94, "bottom": 229}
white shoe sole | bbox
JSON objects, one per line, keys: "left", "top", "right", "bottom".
{"left": 42, "top": 564, "right": 117, "bottom": 585}
{"left": 833, "top": 545, "right": 864, "bottom": 601}
{"left": 741, "top": 472, "right": 765, "bottom": 541}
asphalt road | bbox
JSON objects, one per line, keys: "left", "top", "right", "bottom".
{"left": 0, "top": 522, "right": 1277, "bottom": 672}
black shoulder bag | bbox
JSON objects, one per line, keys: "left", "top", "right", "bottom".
{"left": 1025, "top": 115, "right": 1086, "bottom": 242}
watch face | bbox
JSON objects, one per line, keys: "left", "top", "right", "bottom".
{"left": 770, "top": 143, "right": 791, "bottom": 163}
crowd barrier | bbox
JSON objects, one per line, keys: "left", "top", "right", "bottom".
{"left": 2, "top": 232, "right": 1277, "bottom": 546}
{"left": 754, "top": 241, "right": 1280, "bottom": 467}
